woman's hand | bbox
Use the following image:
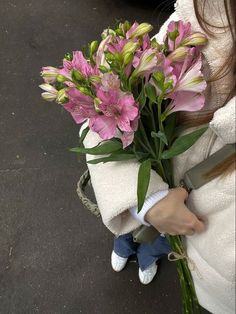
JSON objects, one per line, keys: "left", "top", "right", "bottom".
{"left": 145, "top": 187, "right": 206, "bottom": 236}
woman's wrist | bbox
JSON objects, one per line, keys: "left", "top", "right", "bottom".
{"left": 144, "top": 187, "right": 205, "bottom": 236}
{"left": 145, "top": 198, "right": 164, "bottom": 225}
{"left": 129, "top": 190, "right": 169, "bottom": 226}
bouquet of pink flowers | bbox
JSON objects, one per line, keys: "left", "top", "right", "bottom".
{"left": 40, "top": 20, "right": 208, "bottom": 313}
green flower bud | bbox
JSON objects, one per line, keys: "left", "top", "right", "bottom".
{"left": 123, "top": 20, "right": 131, "bottom": 33}
{"left": 164, "top": 80, "right": 173, "bottom": 91}
{"left": 150, "top": 38, "right": 158, "bottom": 48}
{"left": 123, "top": 52, "right": 134, "bottom": 66}
{"left": 151, "top": 38, "right": 163, "bottom": 51}
{"left": 115, "top": 28, "right": 124, "bottom": 36}
{"left": 168, "top": 47, "right": 189, "bottom": 62}
{"left": 121, "top": 41, "right": 139, "bottom": 56}
{"left": 72, "top": 69, "right": 85, "bottom": 82}
{"left": 78, "top": 86, "right": 91, "bottom": 96}
{"left": 64, "top": 53, "right": 73, "bottom": 61}
{"left": 114, "top": 52, "right": 122, "bottom": 62}
{"left": 55, "top": 81, "right": 65, "bottom": 91}
{"left": 99, "top": 65, "right": 109, "bottom": 73}
{"left": 56, "top": 89, "right": 68, "bottom": 104}
{"left": 181, "top": 33, "right": 208, "bottom": 47}
{"left": 89, "top": 75, "right": 101, "bottom": 84}
{"left": 152, "top": 71, "right": 165, "bottom": 90}
{"left": 56, "top": 74, "right": 67, "bottom": 83}
{"left": 105, "top": 52, "right": 116, "bottom": 62}
{"left": 153, "top": 71, "right": 165, "bottom": 83}
{"left": 168, "top": 29, "right": 179, "bottom": 41}
{"left": 101, "top": 29, "right": 116, "bottom": 39}
{"left": 129, "top": 23, "right": 153, "bottom": 38}
{"left": 90, "top": 41, "right": 99, "bottom": 55}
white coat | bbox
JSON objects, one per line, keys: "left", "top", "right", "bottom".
{"left": 80, "top": 1, "right": 236, "bottom": 312}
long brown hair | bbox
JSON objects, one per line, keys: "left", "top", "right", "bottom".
{"left": 181, "top": 0, "right": 236, "bottom": 177}
{"left": 194, "top": 0, "right": 236, "bottom": 99}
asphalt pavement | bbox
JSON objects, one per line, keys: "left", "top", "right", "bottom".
{"left": 0, "top": 1, "right": 188, "bottom": 313}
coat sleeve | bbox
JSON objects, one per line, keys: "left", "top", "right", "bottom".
{"left": 79, "top": 123, "right": 168, "bottom": 236}
{"left": 209, "top": 96, "right": 236, "bottom": 144}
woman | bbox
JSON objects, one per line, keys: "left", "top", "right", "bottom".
{"left": 81, "top": 0, "right": 235, "bottom": 313}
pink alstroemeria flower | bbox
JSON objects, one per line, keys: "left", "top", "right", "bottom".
{"left": 167, "top": 20, "right": 191, "bottom": 51}
{"left": 39, "top": 83, "right": 58, "bottom": 101}
{"left": 64, "top": 88, "right": 97, "bottom": 124}
{"left": 121, "top": 116, "right": 139, "bottom": 148}
{"left": 126, "top": 22, "right": 139, "bottom": 39}
{"left": 71, "top": 51, "right": 98, "bottom": 78}
{"left": 170, "top": 47, "right": 198, "bottom": 78}
{"left": 167, "top": 91, "right": 205, "bottom": 113}
{"left": 173, "top": 55, "right": 206, "bottom": 93}
{"left": 142, "top": 34, "right": 151, "bottom": 50}
{"left": 150, "top": 53, "right": 177, "bottom": 95}
{"left": 126, "top": 22, "right": 153, "bottom": 39}
{"left": 101, "top": 73, "right": 120, "bottom": 91}
{"left": 165, "top": 52, "right": 206, "bottom": 114}
{"left": 132, "top": 48, "right": 157, "bottom": 78}
{"left": 90, "top": 89, "right": 139, "bottom": 143}
{"left": 58, "top": 59, "right": 73, "bottom": 82}
{"left": 96, "top": 34, "right": 113, "bottom": 67}
{"left": 107, "top": 38, "right": 128, "bottom": 54}
{"left": 41, "top": 66, "right": 60, "bottom": 83}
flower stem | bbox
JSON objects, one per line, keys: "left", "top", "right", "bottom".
{"left": 157, "top": 94, "right": 165, "bottom": 160}
{"left": 149, "top": 101, "right": 159, "bottom": 156}
{"left": 139, "top": 119, "right": 156, "bottom": 159}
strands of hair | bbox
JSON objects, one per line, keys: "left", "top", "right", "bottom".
{"left": 179, "top": 0, "right": 235, "bottom": 176}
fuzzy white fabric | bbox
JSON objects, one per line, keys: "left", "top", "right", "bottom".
{"left": 81, "top": 126, "right": 168, "bottom": 235}
{"left": 79, "top": 1, "right": 235, "bottom": 313}
{"left": 209, "top": 97, "right": 236, "bottom": 144}
{"left": 129, "top": 190, "right": 169, "bottom": 226}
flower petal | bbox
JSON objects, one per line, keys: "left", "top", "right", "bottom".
{"left": 67, "top": 88, "right": 93, "bottom": 106}
{"left": 72, "top": 51, "right": 92, "bottom": 77}
{"left": 64, "top": 102, "right": 88, "bottom": 124}
{"left": 96, "top": 35, "right": 112, "bottom": 67}
{"left": 168, "top": 91, "right": 205, "bottom": 113}
{"left": 119, "top": 95, "right": 139, "bottom": 121}
{"left": 175, "top": 55, "right": 206, "bottom": 93}
{"left": 89, "top": 115, "right": 117, "bottom": 139}
{"left": 117, "top": 117, "right": 133, "bottom": 132}
{"left": 126, "top": 22, "right": 139, "bottom": 39}
{"left": 121, "top": 132, "right": 134, "bottom": 148}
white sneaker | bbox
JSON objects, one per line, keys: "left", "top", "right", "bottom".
{"left": 139, "top": 262, "right": 158, "bottom": 285}
{"left": 111, "top": 251, "right": 128, "bottom": 272}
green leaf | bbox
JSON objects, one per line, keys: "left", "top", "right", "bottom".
{"left": 137, "top": 87, "right": 146, "bottom": 108}
{"left": 87, "top": 153, "right": 135, "bottom": 164}
{"left": 145, "top": 83, "right": 157, "bottom": 103}
{"left": 137, "top": 159, "right": 151, "bottom": 213}
{"left": 161, "top": 127, "right": 208, "bottom": 159}
{"left": 70, "top": 140, "right": 122, "bottom": 155}
{"left": 151, "top": 131, "right": 168, "bottom": 146}
{"left": 79, "top": 126, "right": 89, "bottom": 145}
{"left": 162, "top": 159, "right": 173, "bottom": 187}
{"left": 164, "top": 113, "right": 177, "bottom": 144}
{"left": 134, "top": 151, "right": 150, "bottom": 161}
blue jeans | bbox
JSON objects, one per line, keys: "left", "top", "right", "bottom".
{"left": 113, "top": 233, "right": 171, "bottom": 271}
